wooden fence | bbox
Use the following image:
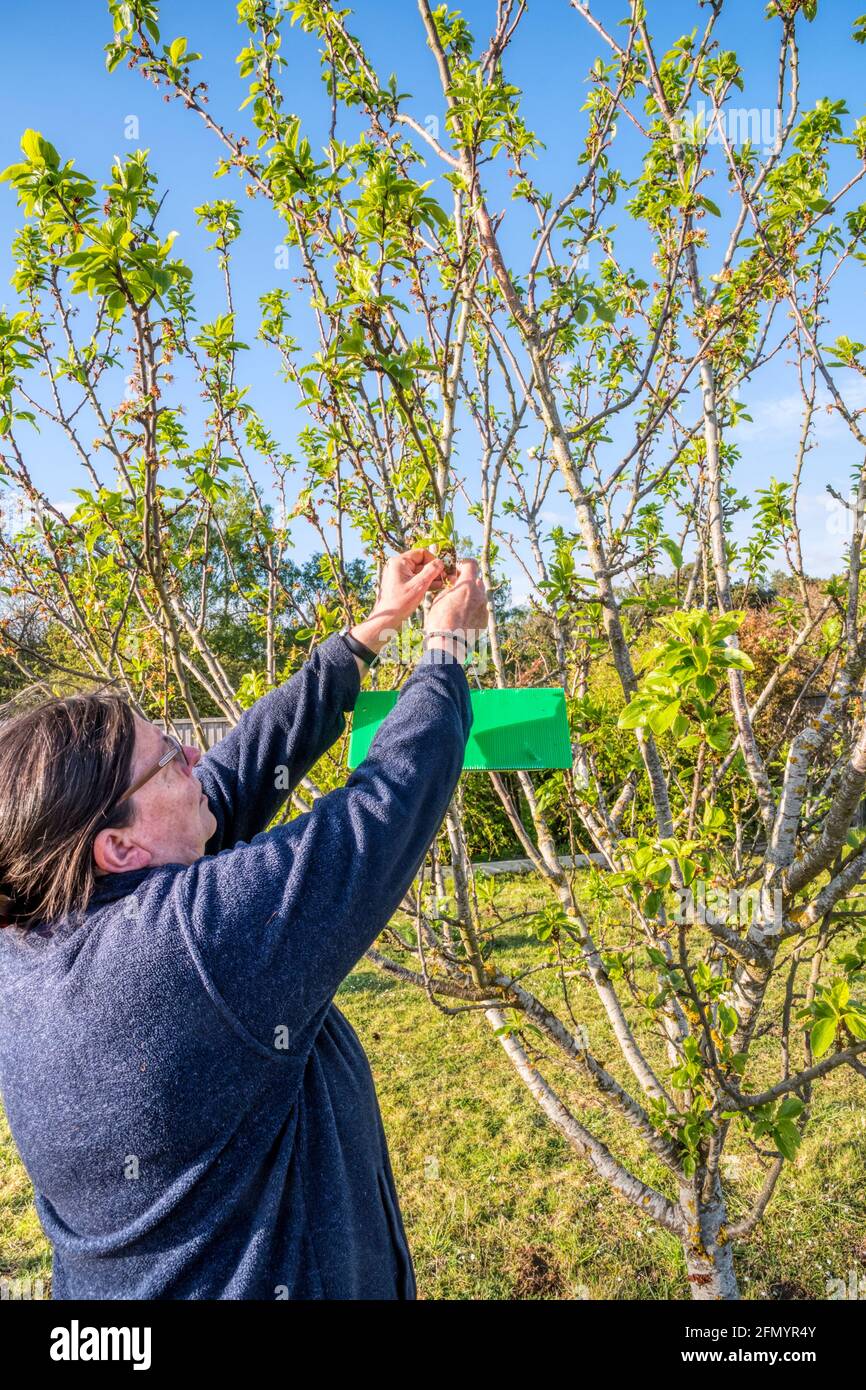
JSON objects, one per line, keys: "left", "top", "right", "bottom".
{"left": 156, "top": 718, "right": 233, "bottom": 750}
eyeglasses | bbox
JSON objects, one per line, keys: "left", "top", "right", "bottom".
{"left": 117, "top": 733, "right": 188, "bottom": 805}
{"left": 98, "top": 733, "right": 188, "bottom": 826}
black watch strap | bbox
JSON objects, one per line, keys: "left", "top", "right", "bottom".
{"left": 339, "top": 627, "right": 378, "bottom": 665}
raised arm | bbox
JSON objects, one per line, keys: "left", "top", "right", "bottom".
{"left": 193, "top": 548, "right": 450, "bottom": 853}
{"left": 175, "top": 647, "right": 473, "bottom": 1050}
{"left": 192, "top": 632, "right": 362, "bottom": 854}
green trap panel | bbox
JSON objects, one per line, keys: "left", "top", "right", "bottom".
{"left": 347, "top": 687, "right": 572, "bottom": 772}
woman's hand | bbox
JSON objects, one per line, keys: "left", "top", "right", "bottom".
{"left": 371, "top": 548, "right": 447, "bottom": 628}
{"left": 422, "top": 558, "right": 490, "bottom": 663}
{"left": 423, "top": 558, "right": 489, "bottom": 635}
{"left": 345, "top": 548, "right": 447, "bottom": 671}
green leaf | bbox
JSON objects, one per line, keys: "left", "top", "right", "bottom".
{"left": 660, "top": 536, "right": 683, "bottom": 569}
{"left": 648, "top": 700, "right": 682, "bottom": 735}
{"left": 618, "top": 698, "right": 650, "bottom": 730}
{"left": 20, "top": 129, "right": 59, "bottom": 168}
{"left": 777, "top": 1096, "right": 804, "bottom": 1120}
{"left": 724, "top": 648, "right": 754, "bottom": 671}
{"left": 773, "top": 1120, "right": 801, "bottom": 1161}
{"left": 592, "top": 297, "right": 617, "bottom": 324}
{"left": 718, "top": 1002, "right": 738, "bottom": 1037}
{"left": 705, "top": 719, "right": 732, "bottom": 752}
{"left": 696, "top": 674, "right": 716, "bottom": 701}
{"left": 843, "top": 1009, "right": 866, "bottom": 1040}
{"left": 811, "top": 1015, "right": 837, "bottom": 1058}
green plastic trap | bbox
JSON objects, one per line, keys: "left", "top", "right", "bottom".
{"left": 347, "top": 686, "right": 572, "bottom": 772}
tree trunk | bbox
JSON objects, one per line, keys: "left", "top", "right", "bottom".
{"left": 679, "top": 1174, "right": 740, "bottom": 1300}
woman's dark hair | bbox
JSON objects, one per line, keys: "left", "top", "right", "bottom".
{"left": 0, "top": 692, "right": 137, "bottom": 930}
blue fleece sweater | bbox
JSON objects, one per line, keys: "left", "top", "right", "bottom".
{"left": 0, "top": 633, "right": 472, "bottom": 1299}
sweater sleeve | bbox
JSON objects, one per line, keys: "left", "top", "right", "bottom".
{"left": 175, "top": 649, "right": 473, "bottom": 1052}
{"left": 192, "top": 632, "right": 362, "bottom": 853}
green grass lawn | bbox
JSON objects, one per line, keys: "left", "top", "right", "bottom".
{"left": 3, "top": 873, "right": 866, "bottom": 1299}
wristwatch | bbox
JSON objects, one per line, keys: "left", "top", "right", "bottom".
{"left": 339, "top": 626, "right": 378, "bottom": 666}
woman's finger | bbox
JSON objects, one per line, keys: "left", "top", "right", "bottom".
{"left": 414, "top": 557, "right": 444, "bottom": 590}
{"left": 401, "top": 547, "right": 437, "bottom": 574}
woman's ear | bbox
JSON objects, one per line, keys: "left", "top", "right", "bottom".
{"left": 93, "top": 819, "right": 150, "bottom": 876}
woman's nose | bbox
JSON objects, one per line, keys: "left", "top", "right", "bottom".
{"left": 183, "top": 744, "right": 201, "bottom": 771}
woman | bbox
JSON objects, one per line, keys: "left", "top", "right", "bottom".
{"left": 0, "top": 549, "right": 489, "bottom": 1300}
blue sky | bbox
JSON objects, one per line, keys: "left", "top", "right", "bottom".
{"left": 1, "top": 1, "right": 864, "bottom": 599}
